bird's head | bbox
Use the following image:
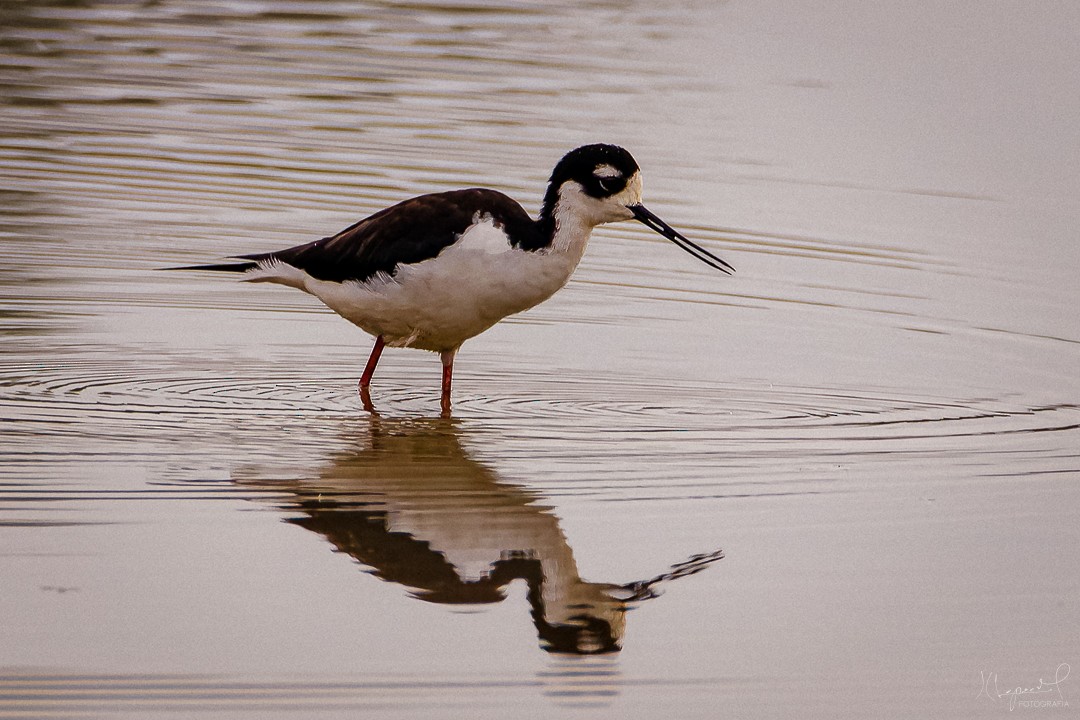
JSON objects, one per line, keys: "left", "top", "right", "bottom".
{"left": 543, "top": 144, "right": 734, "bottom": 274}
{"left": 543, "top": 143, "right": 643, "bottom": 225}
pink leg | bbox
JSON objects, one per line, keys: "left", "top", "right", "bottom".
{"left": 440, "top": 348, "right": 456, "bottom": 416}
{"left": 359, "top": 336, "right": 385, "bottom": 412}
{"left": 359, "top": 336, "right": 385, "bottom": 390}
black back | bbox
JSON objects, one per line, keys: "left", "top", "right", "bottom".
{"left": 241, "top": 188, "right": 544, "bottom": 283}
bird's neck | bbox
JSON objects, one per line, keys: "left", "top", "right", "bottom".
{"left": 537, "top": 187, "right": 597, "bottom": 265}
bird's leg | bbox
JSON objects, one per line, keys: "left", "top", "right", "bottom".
{"left": 439, "top": 348, "right": 456, "bottom": 417}
{"left": 359, "top": 336, "right": 385, "bottom": 389}
{"left": 359, "top": 336, "right": 385, "bottom": 412}
{"left": 359, "top": 384, "right": 376, "bottom": 414}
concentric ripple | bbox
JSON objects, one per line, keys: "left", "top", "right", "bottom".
{"left": 3, "top": 357, "right": 1076, "bottom": 453}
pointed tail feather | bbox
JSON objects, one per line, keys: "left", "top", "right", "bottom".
{"left": 161, "top": 261, "right": 259, "bottom": 272}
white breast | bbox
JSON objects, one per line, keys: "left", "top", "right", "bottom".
{"left": 297, "top": 216, "right": 588, "bottom": 352}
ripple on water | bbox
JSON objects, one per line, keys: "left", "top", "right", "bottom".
{"left": 2, "top": 357, "right": 1076, "bottom": 451}
{"left": 0, "top": 672, "right": 556, "bottom": 716}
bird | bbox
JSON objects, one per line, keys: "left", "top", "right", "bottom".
{"left": 174, "top": 144, "right": 734, "bottom": 414}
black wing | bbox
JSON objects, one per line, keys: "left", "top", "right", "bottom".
{"left": 236, "top": 188, "right": 541, "bottom": 283}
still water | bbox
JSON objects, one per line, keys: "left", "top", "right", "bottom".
{"left": 2, "top": 1, "right": 1078, "bottom": 717}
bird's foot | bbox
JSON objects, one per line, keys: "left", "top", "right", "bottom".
{"left": 359, "top": 383, "right": 378, "bottom": 415}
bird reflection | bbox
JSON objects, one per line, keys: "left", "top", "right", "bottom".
{"left": 237, "top": 415, "right": 723, "bottom": 655}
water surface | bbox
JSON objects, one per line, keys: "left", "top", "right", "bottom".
{"left": 2, "top": 1, "right": 1079, "bottom": 717}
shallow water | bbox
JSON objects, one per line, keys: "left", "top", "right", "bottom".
{"left": 2, "top": 1, "right": 1079, "bottom": 717}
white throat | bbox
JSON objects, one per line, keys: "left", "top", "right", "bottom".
{"left": 548, "top": 170, "right": 643, "bottom": 260}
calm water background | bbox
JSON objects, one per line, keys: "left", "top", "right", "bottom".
{"left": 2, "top": 1, "right": 1079, "bottom": 717}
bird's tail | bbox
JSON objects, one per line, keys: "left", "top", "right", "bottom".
{"left": 161, "top": 261, "right": 258, "bottom": 272}
{"left": 163, "top": 258, "right": 307, "bottom": 289}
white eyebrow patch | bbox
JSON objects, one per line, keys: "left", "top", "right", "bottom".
{"left": 593, "top": 164, "right": 621, "bottom": 178}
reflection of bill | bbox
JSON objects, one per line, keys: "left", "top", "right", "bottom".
{"left": 239, "top": 416, "right": 723, "bottom": 655}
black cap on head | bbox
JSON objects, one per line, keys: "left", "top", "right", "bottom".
{"left": 545, "top": 144, "right": 640, "bottom": 202}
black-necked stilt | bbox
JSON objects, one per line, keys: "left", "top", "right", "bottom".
{"left": 175, "top": 144, "right": 734, "bottom": 414}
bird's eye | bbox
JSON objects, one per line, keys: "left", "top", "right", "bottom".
{"left": 596, "top": 176, "right": 623, "bottom": 194}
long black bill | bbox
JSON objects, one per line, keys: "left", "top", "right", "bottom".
{"left": 629, "top": 204, "right": 735, "bottom": 275}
